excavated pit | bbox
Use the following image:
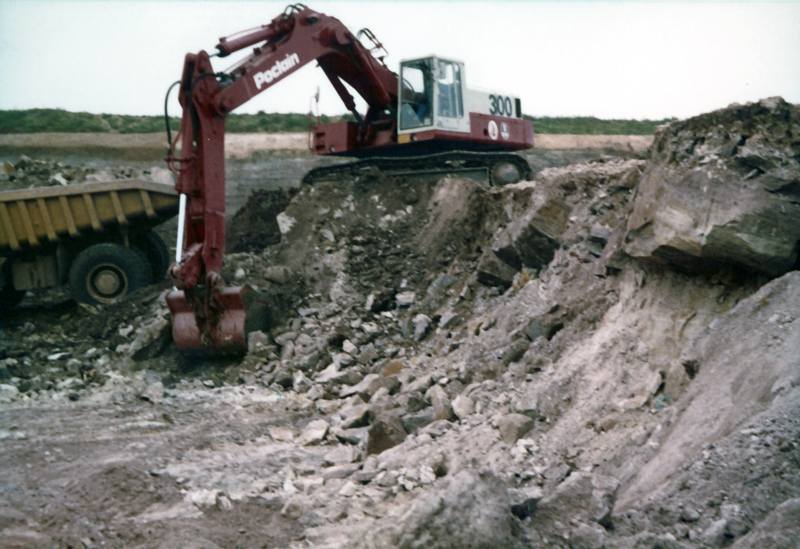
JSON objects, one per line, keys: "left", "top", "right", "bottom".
{"left": 1, "top": 101, "right": 799, "bottom": 549}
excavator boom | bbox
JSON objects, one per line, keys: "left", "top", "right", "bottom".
{"left": 165, "top": 4, "right": 400, "bottom": 353}
{"left": 165, "top": 4, "right": 533, "bottom": 353}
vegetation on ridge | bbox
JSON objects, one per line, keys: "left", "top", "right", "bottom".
{"left": 0, "top": 108, "right": 674, "bottom": 135}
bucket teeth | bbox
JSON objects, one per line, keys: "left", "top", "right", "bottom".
{"left": 166, "top": 287, "right": 247, "bottom": 353}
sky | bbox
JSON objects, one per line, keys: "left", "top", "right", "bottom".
{"left": 0, "top": 1, "right": 799, "bottom": 121}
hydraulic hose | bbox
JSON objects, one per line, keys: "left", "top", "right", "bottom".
{"left": 163, "top": 80, "right": 181, "bottom": 149}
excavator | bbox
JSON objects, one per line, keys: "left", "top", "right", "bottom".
{"left": 165, "top": 3, "right": 534, "bottom": 353}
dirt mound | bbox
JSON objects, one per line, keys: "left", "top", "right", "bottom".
{"left": 226, "top": 188, "right": 296, "bottom": 254}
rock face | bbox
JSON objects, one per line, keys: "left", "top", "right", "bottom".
{"left": 625, "top": 97, "right": 800, "bottom": 276}
{"left": 616, "top": 270, "right": 800, "bottom": 511}
{"left": 492, "top": 159, "right": 644, "bottom": 275}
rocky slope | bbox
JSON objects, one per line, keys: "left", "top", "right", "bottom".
{"left": 1, "top": 98, "right": 798, "bottom": 549}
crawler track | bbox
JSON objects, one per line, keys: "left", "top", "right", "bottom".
{"left": 302, "top": 150, "right": 532, "bottom": 186}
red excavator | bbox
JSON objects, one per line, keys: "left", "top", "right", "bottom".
{"left": 165, "top": 3, "right": 534, "bottom": 353}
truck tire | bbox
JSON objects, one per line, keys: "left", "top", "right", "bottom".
{"left": 0, "top": 264, "right": 25, "bottom": 315}
{"left": 68, "top": 243, "right": 153, "bottom": 306}
{"left": 133, "top": 230, "right": 171, "bottom": 281}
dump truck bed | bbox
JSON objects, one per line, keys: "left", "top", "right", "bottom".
{"left": 0, "top": 180, "right": 179, "bottom": 253}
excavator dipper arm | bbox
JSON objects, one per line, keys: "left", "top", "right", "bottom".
{"left": 165, "top": 5, "right": 398, "bottom": 353}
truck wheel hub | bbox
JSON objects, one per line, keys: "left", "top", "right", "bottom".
{"left": 90, "top": 265, "right": 125, "bottom": 298}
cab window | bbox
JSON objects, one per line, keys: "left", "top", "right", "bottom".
{"left": 435, "top": 60, "right": 463, "bottom": 119}
{"left": 399, "top": 59, "right": 433, "bottom": 130}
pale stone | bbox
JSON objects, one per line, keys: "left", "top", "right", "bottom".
{"left": 396, "top": 291, "right": 416, "bottom": 307}
{"left": 452, "top": 394, "right": 474, "bottom": 419}
{"left": 342, "top": 339, "right": 358, "bottom": 354}
{"left": 338, "top": 481, "right": 358, "bottom": 497}
{"left": 269, "top": 426, "right": 295, "bottom": 442}
{"left": 497, "top": 413, "right": 535, "bottom": 444}
{"left": 298, "top": 419, "right": 329, "bottom": 446}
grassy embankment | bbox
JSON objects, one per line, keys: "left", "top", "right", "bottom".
{"left": 0, "top": 108, "right": 674, "bottom": 135}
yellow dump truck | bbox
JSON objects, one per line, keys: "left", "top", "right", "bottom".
{"left": 0, "top": 180, "right": 179, "bottom": 310}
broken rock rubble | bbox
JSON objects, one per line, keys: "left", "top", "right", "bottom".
{"left": 2, "top": 97, "right": 799, "bottom": 549}
{"left": 0, "top": 155, "right": 175, "bottom": 191}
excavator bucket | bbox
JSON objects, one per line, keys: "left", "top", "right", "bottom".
{"left": 166, "top": 286, "right": 248, "bottom": 354}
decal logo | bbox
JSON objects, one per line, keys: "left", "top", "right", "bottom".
{"left": 500, "top": 122, "right": 510, "bottom": 140}
{"left": 253, "top": 53, "right": 300, "bottom": 90}
{"left": 488, "top": 120, "right": 499, "bottom": 140}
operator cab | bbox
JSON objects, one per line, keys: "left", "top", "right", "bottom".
{"left": 398, "top": 57, "right": 467, "bottom": 133}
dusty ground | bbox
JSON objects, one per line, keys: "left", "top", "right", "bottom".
{"left": 1, "top": 114, "right": 798, "bottom": 549}
{"left": 0, "top": 144, "right": 619, "bottom": 549}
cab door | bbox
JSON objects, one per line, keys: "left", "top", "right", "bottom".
{"left": 398, "top": 58, "right": 434, "bottom": 132}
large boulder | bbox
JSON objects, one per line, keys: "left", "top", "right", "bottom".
{"left": 625, "top": 97, "right": 800, "bottom": 277}
{"left": 492, "top": 193, "right": 571, "bottom": 271}
{"left": 476, "top": 247, "right": 519, "bottom": 288}
{"left": 357, "top": 469, "right": 527, "bottom": 549}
